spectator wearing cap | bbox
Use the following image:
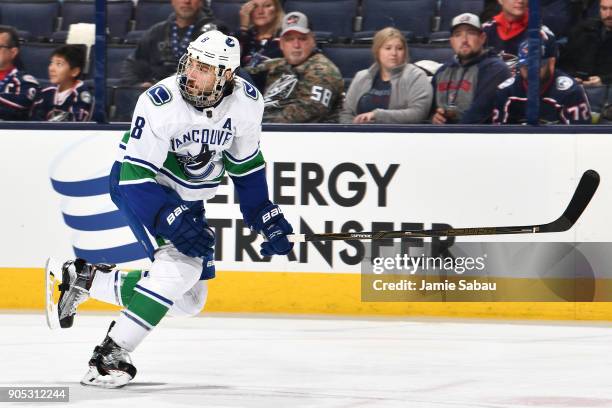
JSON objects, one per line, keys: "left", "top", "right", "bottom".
{"left": 120, "top": 0, "right": 227, "bottom": 87}
{"left": 559, "top": 0, "right": 612, "bottom": 87}
{"left": 235, "top": 0, "right": 284, "bottom": 72}
{"left": 482, "top": 0, "right": 555, "bottom": 60}
{"left": 492, "top": 34, "right": 592, "bottom": 124}
{"left": 339, "top": 27, "right": 432, "bottom": 124}
{"left": 246, "top": 11, "right": 343, "bottom": 123}
{"left": 0, "top": 25, "right": 40, "bottom": 121}
{"left": 431, "top": 13, "right": 511, "bottom": 124}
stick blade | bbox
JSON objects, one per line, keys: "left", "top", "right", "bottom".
{"left": 542, "top": 170, "right": 600, "bottom": 232}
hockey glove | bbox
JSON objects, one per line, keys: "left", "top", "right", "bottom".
{"left": 155, "top": 204, "right": 215, "bottom": 258}
{"left": 252, "top": 203, "right": 294, "bottom": 257}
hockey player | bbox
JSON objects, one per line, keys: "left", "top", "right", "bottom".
{"left": 31, "top": 45, "right": 93, "bottom": 122}
{"left": 46, "top": 30, "right": 294, "bottom": 388}
{"left": 492, "top": 34, "right": 592, "bottom": 125}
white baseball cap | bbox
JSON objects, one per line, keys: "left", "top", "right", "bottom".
{"left": 450, "top": 13, "right": 482, "bottom": 32}
{"left": 281, "top": 11, "right": 312, "bottom": 36}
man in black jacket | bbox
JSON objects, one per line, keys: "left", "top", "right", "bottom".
{"left": 431, "top": 13, "right": 511, "bottom": 124}
{"left": 559, "top": 0, "right": 612, "bottom": 87}
{"left": 121, "top": 0, "right": 226, "bottom": 87}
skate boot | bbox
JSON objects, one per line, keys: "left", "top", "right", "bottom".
{"left": 81, "top": 322, "right": 137, "bottom": 388}
{"left": 45, "top": 257, "right": 115, "bottom": 329}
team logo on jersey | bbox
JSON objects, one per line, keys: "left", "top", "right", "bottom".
{"left": 243, "top": 81, "right": 258, "bottom": 100}
{"left": 263, "top": 74, "right": 297, "bottom": 107}
{"left": 80, "top": 91, "right": 92, "bottom": 104}
{"left": 556, "top": 76, "right": 573, "bottom": 91}
{"left": 176, "top": 144, "right": 217, "bottom": 180}
{"left": 147, "top": 84, "right": 173, "bottom": 106}
{"left": 225, "top": 37, "right": 235, "bottom": 47}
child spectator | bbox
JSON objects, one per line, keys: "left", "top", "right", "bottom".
{"left": 31, "top": 45, "right": 93, "bottom": 122}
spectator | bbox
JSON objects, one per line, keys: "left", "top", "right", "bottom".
{"left": 492, "top": 36, "right": 592, "bottom": 124}
{"left": 339, "top": 27, "right": 432, "bottom": 124}
{"left": 236, "top": 0, "right": 284, "bottom": 68}
{"left": 246, "top": 11, "right": 343, "bottom": 123}
{"left": 483, "top": 0, "right": 554, "bottom": 59}
{"left": 0, "top": 25, "right": 39, "bottom": 121}
{"left": 431, "top": 13, "right": 511, "bottom": 124}
{"left": 121, "top": 0, "right": 226, "bottom": 87}
{"left": 31, "top": 45, "right": 92, "bottom": 122}
{"left": 559, "top": 0, "right": 612, "bottom": 87}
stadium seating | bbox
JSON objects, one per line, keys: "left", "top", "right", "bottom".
{"left": 134, "top": 0, "right": 173, "bottom": 31}
{"left": 210, "top": 0, "right": 244, "bottom": 34}
{"left": 284, "top": 0, "right": 358, "bottom": 40}
{"left": 106, "top": 44, "right": 136, "bottom": 83}
{"left": 107, "top": 86, "right": 143, "bottom": 122}
{"left": 361, "top": 0, "right": 436, "bottom": 38}
{"left": 321, "top": 44, "right": 373, "bottom": 82}
{"left": 0, "top": 0, "right": 59, "bottom": 40}
{"left": 408, "top": 43, "right": 454, "bottom": 64}
{"left": 19, "top": 42, "right": 56, "bottom": 80}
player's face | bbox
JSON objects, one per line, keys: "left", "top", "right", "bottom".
{"left": 48, "top": 56, "right": 79, "bottom": 88}
{"left": 377, "top": 37, "right": 406, "bottom": 71}
{"left": 498, "top": 0, "right": 527, "bottom": 20}
{"left": 251, "top": 0, "right": 277, "bottom": 29}
{"left": 601, "top": 0, "right": 612, "bottom": 30}
{"left": 280, "top": 32, "right": 315, "bottom": 66}
{"left": 450, "top": 25, "right": 485, "bottom": 61}
{"left": 0, "top": 33, "right": 18, "bottom": 71}
{"left": 172, "top": 0, "right": 202, "bottom": 22}
{"left": 184, "top": 58, "right": 217, "bottom": 95}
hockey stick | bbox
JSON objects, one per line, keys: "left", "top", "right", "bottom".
{"left": 287, "top": 170, "right": 600, "bottom": 243}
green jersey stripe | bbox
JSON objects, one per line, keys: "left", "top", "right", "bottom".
{"left": 223, "top": 151, "right": 265, "bottom": 176}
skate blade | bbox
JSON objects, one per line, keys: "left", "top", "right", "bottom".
{"left": 44, "top": 257, "right": 63, "bottom": 330}
{"left": 80, "top": 367, "right": 132, "bottom": 389}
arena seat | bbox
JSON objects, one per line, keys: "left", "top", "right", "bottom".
{"left": 284, "top": 0, "right": 358, "bottom": 40}
{"left": 210, "top": 0, "right": 243, "bottom": 34}
{"left": 106, "top": 44, "right": 136, "bottom": 82}
{"left": 361, "top": 0, "right": 436, "bottom": 38}
{"left": 19, "top": 43, "right": 57, "bottom": 80}
{"left": 0, "top": 0, "right": 59, "bottom": 40}
{"left": 321, "top": 44, "right": 373, "bottom": 83}
{"left": 409, "top": 43, "right": 454, "bottom": 64}
{"left": 61, "top": 0, "right": 133, "bottom": 40}
{"left": 134, "top": 0, "right": 173, "bottom": 31}
{"left": 108, "top": 86, "right": 143, "bottom": 122}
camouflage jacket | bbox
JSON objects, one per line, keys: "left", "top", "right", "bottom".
{"left": 246, "top": 51, "right": 344, "bottom": 123}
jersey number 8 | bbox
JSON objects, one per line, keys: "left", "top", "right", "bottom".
{"left": 131, "top": 116, "right": 146, "bottom": 139}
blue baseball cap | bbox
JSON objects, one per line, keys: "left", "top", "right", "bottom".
{"left": 517, "top": 32, "right": 558, "bottom": 67}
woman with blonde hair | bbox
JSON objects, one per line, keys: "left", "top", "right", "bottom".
{"left": 235, "top": 0, "right": 284, "bottom": 68}
{"left": 340, "top": 27, "right": 433, "bottom": 123}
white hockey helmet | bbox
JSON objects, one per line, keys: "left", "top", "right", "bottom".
{"left": 176, "top": 30, "right": 241, "bottom": 107}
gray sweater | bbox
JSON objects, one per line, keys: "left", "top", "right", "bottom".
{"left": 339, "top": 63, "right": 433, "bottom": 124}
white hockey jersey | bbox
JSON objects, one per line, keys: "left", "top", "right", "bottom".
{"left": 118, "top": 75, "right": 265, "bottom": 202}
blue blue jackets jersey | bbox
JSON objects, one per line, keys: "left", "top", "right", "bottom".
{"left": 0, "top": 67, "right": 39, "bottom": 121}
{"left": 492, "top": 70, "right": 592, "bottom": 124}
{"left": 31, "top": 81, "right": 93, "bottom": 121}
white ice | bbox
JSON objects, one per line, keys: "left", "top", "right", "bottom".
{"left": 1, "top": 313, "right": 612, "bottom": 408}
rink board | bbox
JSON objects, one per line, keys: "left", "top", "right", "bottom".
{"left": 1, "top": 128, "right": 612, "bottom": 320}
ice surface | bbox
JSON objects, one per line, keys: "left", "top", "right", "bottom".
{"left": 1, "top": 313, "right": 612, "bottom": 408}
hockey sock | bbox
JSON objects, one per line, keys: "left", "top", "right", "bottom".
{"left": 109, "top": 284, "right": 172, "bottom": 351}
{"left": 89, "top": 270, "right": 146, "bottom": 307}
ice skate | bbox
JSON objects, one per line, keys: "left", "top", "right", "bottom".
{"left": 81, "top": 325, "right": 137, "bottom": 388}
{"left": 45, "top": 257, "right": 114, "bottom": 329}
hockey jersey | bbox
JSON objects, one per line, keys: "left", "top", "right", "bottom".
{"left": 0, "top": 67, "right": 39, "bottom": 121}
{"left": 116, "top": 75, "right": 268, "bottom": 236}
{"left": 31, "top": 81, "right": 93, "bottom": 121}
{"left": 492, "top": 70, "right": 592, "bottom": 124}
